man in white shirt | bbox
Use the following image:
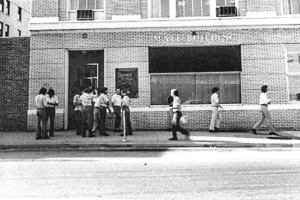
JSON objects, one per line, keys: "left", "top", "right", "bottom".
{"left": 111, "top": 88, "right": 122, "bottom": 132}
{"left": 99, "top": 87, "right": 110, "bottom": 136}
{"left": 45, "top": 89, "right": 59, "bottom": 137}
{"left": 251, "top": 85, "right": 277, "bottom": 135}
{"left": 209, "top": 87, "right": 223, "bottom": 133}
{"left": 80, "top": 88, "right": 95, "bottom": 137}
{"left": 35, "top": 87, "right": 48, "bottom": 140}
{"left": 92, "top": 87, "right": 101, "bottom": 133}
{"left": 169, "top": 89, "right": 189, "bottom": 141}
{"left": 120, "top": 89, "right": 132, "bottom": 136}
{"left": 73, "top": 88, "right": 83, "bottom": 135}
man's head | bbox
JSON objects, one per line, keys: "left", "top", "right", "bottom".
{"left": 171, "top": 89, "right": 179, "bottom": 97}
{"left": 261, "top": 85, "right": 268, "bottom": 93}
{"left": 116, "top": 88, "right": 120, "bottom": 95}
{"left": 84, "top": 88, "right": 93, "bottom": 94}
{"left": 48, "top": 89, "right": 55, "bottom": 96}
{"left": 39, "top": 87, "right": 47, "bottom": 95}
{"left": 212, "top": 87, "right": 219, "bottom": 94}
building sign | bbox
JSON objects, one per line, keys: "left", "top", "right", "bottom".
{"left": 115, "top": 68, "right": 138, "bottom": 98}
{"left": 154, "top": 34, "right": 235, "bottom": 43}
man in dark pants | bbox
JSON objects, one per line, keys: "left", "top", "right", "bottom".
{"left": 35, "top": 87, "right": 49, "bottom": 140}
{"left": 111, "top": 88, "right": 122, "bottom": 132}
{"left": 99, "top": 87, "right": 110, "bottom": 136}
{"left": 80, "top": 88, "right": 95, "bottom": 137}
{"left": 169, "top": 89, "right": 190, "bottom": 141}
{"left": 73, "top": 88, "right": 83, "bottom": 135}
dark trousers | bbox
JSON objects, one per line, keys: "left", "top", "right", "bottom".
{"left": 99, "top": 107, "right": 107, "bottom": 134}
{"left": 74, "top": 110, "right": 82, "bottom": 135}
{"left": 113, "top": 106, "right": 121, "bottom": 130}
{"left": 36, "top": 109, "right": 47, "bottom": 138}
{"left": 172, "top": 111, "right": 188, "bottom": 138}
{"left": 122, "top": 105, "right": 132, "bottom": 134}
{"left": 46, "top": 107, "right": 55, "bottom": 136}
{"left": 82, "top": 106, "right": 93, "bottom": 136}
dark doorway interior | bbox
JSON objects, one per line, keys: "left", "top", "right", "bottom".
{"left": 68, "top": 50, "right": 104, "bottom": 129}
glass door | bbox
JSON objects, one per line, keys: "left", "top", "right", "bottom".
{"left": 80, "top": 63, "right": 99, "bottom": 89}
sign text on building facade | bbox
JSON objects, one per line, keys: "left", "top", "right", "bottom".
{"left": 154, "top": 34, "right": 235, "bottom": 42}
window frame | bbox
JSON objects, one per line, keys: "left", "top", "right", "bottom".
{"left": 4, "top": 24, "right": 9, "bottom": 37}
{"left": 0, "top": 22, "right": 3, "bottom": 37}
{"left": 70, "top": 0, "right": 105, "bottom": 10}
{"left": 18, "top": 7, "right": 22, "bottom": 21}
{"left": 18, "top": 29, "right": 21, "bottom": 36}
{"left": 5, "top": 0, "right": 9, "bottom": 15}
{"left": 149, "top": 0, "right": 238, "bottom": 18}
{"left": 0, "top": 0, "right": 4, "bottom": 12}
{"left": 286, "top": 46, "right": 300, "bottom": 102}
{"left": 282, "top": 0, "right": 300, "bottom": 15}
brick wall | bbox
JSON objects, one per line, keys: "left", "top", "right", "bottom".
{"left": 0, "top": 37, "right": 30, "bottom": 131}
{"left": 246, "top": 0, "right": 276, "bottom": 13}
{"left": 31, "top": 0, "right": 59, "bottom": 18}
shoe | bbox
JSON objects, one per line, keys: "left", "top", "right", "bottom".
{"left": 36, "top": 136, "right": 42, "bottom": 140}
{"left": 76, "top": 132, "right": 81, "bottom": 135}
{"left": 208, "top": 130, "right": 216, "bottom": 133}
{"left": 88, "top": 134, "right": 96, "bottom": 137}
{"left": 169, "top": 137, "right": 178, "bottom": 141}
{"left": 100, "top": 133, "right": 109, "bottom": 136}
{"left": 269, "top": 132, "right": 278, "bottom": 136}
{"left": 82, "top": 134, "right": 86, "bottom": 137}
{"left": 214, "top": 127, "right": 219, "bottom": 132}
{"left": 185, "top": 131, "right": 190, "bottom": 140}
{"left": 43, "top": 136, "right": 50, "bottom": 139}
{"left": 120, "top": 133, "right": 127, "bottom": 136}
{"left": 251, "top": 129, "right": 257, "bottom": 135}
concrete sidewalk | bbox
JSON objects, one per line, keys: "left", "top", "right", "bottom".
{"left": 1, "top": 130, "right": 300, "bottom": 150}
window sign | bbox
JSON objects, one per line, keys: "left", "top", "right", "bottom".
{"left": 115, "top": 68, "right": 138, "bottom": 98}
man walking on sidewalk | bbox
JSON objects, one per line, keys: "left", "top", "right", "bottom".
{"left": 169, "top": 89, "right": 189, "bottom": 141}
{"left": 208, "top": 87, "right": 223, "bottom": 133}
{"left": 35, "top": 87, "right": 49, "bottom": 140}
{"left": 111, "top": 88, "right": 122, "bottom": 132}
{"left": 99, "top": 87, "right": 110, "bottom": 136}
{"left": 251, "top": 85, "right": 277, "bottom": 135}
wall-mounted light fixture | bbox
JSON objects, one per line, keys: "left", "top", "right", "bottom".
{"left": 82, "top": 33, "right": 88, "bottom": 38}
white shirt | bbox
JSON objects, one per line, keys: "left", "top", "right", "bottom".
{"left": 122, "top": 96, "right": 131, "bottom": 107}
{"left": 80, "top": 93, "right": 93, "bottom": 106}
{"left": 93, "top": 96, "right": 101, "bottom": 108}
{"left": 172, "top": 96, "right": 181, "bottom": 112}
{"left": 99, "top": 93, "right": 109, "bottom": 107}
{"left": 211, "top": 93, "right": 219, "bottom": 107}
{"left": 73, "top": 94, "right": 82, "bottom": 111}
{"left": 35, "top": 94, "right": 47, "bottom": 109}
{"left": 111, "top": 94, "right": 122, "bottom": 107}
{"left": 259, "top": 93, "right": 271, "bottom": 105}
{"left": 46, "top": 95, "right": 59, "bottom": 107}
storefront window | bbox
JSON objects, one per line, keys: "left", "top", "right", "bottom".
{"left": 283, "top": 0, "right": 300, "bottom": 14}
{"left": 151, "top": 0, "right": 169, "bottom": 18}
{"left": 71, "top": 0, "right": 104, "bottom": 10}
{"left": 286, "top": 45, "right": 300, "bottom": 101}
{"left": 150, "top": 73, "right": 241, "bottom": 105}
{"left": 149, "top": 46, "right": 241, "bottom": 105}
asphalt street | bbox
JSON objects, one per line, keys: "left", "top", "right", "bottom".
{"left": 1, "top": 148, "right": 300, "bottom": 199}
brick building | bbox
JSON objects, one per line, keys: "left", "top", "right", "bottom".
{"left": 28, "top": 0, "right": 300, "bottom": 131}
{"left": 0, "top": 0, "right": 31, "bottom": 37}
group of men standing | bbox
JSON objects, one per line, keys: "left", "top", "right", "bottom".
{"left": 73, "top": 87, "right": 132, "bottom": 138}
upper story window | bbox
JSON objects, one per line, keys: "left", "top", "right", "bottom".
{"left": 0, "top": 0, "right": 4, "bottom": 12}
{"left": 5, "top": 24, "right": 9, "bottom": 37}
{"left": 150, "top": 0, "right": 237, "bottom": 18}
{"left": 283, "top": 0, "right": 300, "bottom": 14}
{"left": 5, "top": 0, "right": 9, "bottom": 15}
{"left": 71, "top": 0, "right": 104, "bottom": 10}
{"left": 18, "top": 7, "right": 22, "bottom": 21}
{"left": 0, "top": 22, "right": 3, "bottom": 37}
{"left": 18, "top": 29, "right": 21, "bottom": 36}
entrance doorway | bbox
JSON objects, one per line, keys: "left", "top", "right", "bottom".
{"left": 68, "top": 50, "right": 104, "bottom": 129}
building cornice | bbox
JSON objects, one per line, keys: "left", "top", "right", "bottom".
{"left": 29, "top": 16, "right": 300, "bottom": 33}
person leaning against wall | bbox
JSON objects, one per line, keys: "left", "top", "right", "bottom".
{"left": 208, "top": 87, "right": 224, "bottom": 133}
{"left": 251, "top": 85, "right": 278, "bottom": 136}
{"left": 35, "top": 87, "right": 49, "bottom": 140}
{"left": 46, "top": 89, "right": 59, "bottom": 137}
{"left": 73, "top": 88, "right": 83, "bottom": 135}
